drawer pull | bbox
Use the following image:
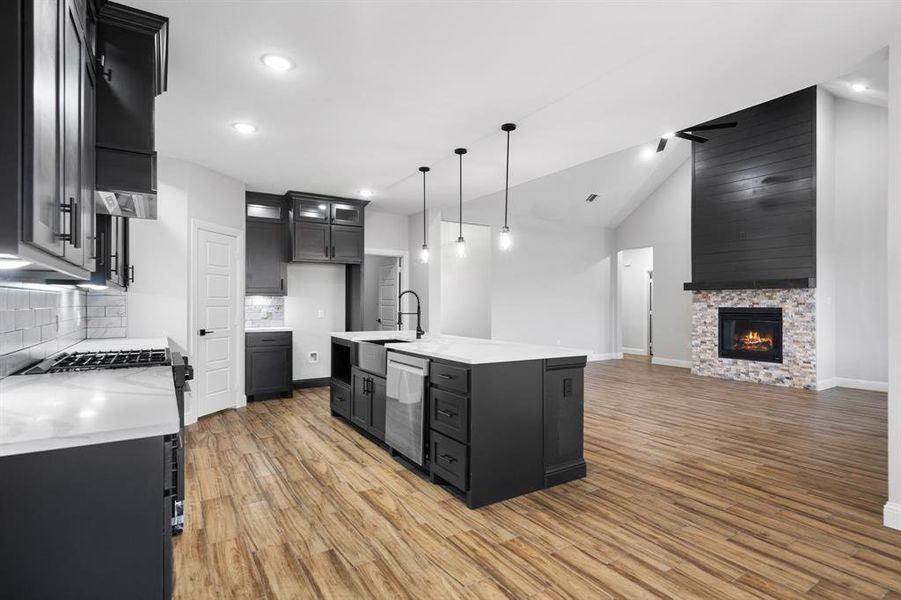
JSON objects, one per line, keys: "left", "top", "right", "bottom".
{"left": 438, "top": 374, "right": 454, "bottom": 380}
{"left": 437, "top": 409, "right": 456, "bottom": 418}
{"left": 439, "top": 453, "right": 457, "bottom": 464}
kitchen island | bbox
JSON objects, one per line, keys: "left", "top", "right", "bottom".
{"left": 330, "top": 331, "right": 588, "bottom": 508}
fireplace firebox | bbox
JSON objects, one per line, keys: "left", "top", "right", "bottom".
{"left": 718, "top": 307, "right": 783, "bottom": 363}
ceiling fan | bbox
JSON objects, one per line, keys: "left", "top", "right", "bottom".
{"left": 656, "top": 121, "right": 738, "bottom": 152}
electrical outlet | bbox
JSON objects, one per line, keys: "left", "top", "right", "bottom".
{"left": 309, "top": 351, "right": 319, "bottom": 363}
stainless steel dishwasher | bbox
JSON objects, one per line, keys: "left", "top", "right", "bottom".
{"left": 385, "top": 351, "right": 430, "bottom": 466}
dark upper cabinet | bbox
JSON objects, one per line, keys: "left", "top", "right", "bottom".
{"left": 95, "top": 3, "right": 167, "bottom": 197}
{"left": 93, "top": 214, "right": 128, "bottom": 288}
{"left": 286, "top": 192, "right": 368, "bottom": 264}
{"left": 331, "top": 202, "right": 363, "bottom": 227}
{"left": 246, "top": 193, "right": 287, "bottom": 296}
{"left": 331, "top": 226, "right": 363, "bottom": 264}
{"left": 6, "top": 0, "right": 95, "bottom": 274}
{"left": 293, "top": 222, "right": 331, "bottom": 262}
{"left": 246, "top": 332, "right": 293, "bottom": 399}
{"left": 294, "top": 198, "right": 330, "bottom": 224}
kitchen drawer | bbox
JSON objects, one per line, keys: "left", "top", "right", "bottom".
{"left": 430, "top": 431, "right": 468, "bottom": 491}
{"left": 430, "top": 362, "right": 469, "bottom": 395}
{"left": 246, "top": 331, "right": 292, "bottom": 348}
{"left": 330, "top": 381, "right": 351, "bottom": 419}
{"left": 430, "top": 388, "right": 469, "bottom": 444}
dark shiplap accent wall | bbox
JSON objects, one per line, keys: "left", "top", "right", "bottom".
{"left": 686, "top": 86, "right": 817, "bottom": 290}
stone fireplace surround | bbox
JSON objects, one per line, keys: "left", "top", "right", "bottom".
{"left": 691, "top": 288, "right": 817, "bottom": 389}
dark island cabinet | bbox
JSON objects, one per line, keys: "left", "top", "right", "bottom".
{"left": 350, "top": 366, "right": 386, "bottom": 441}
{"left": 245, "top": 331, "right": 293, "bottom": 400}
{"left": 245, "top": 193, "right": 288, "bottom": 296}
{"left": 287, "top": 192, "right": 367, "bottom": 264}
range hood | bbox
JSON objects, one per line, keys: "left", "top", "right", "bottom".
{"left": 95, "top": 189, "right": 158, "bottom": 220}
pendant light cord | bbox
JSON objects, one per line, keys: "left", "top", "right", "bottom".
{"left": 422, "top": 170, "right": 427, "bottom": 244}
{"left": 504, "top": 129, "right": 510, "bottom": 229}
{"left": 458, "top": 152, "right": 463, "bottom": 238}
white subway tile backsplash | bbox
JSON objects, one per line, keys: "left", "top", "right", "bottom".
{"left": 0, "top": 284, "right": 87, "bottom": 378}
{"left": 85, "top": 288, "right": 128, "bottom": 339}
{"left": 244, "top": 295, "right": 285, "bottom": 329}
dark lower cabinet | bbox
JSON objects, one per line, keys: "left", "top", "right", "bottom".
{"left": 330, "top": 381, "right": 351, "bottom": 419}
{"left": 350, "top": 366, "right": 386, "bottom": 441}
{"left": 0, "top": 436, "right": 173, "bottom": 599}
{"left": 245, "top": 331, "right": 292, "bottom": 400}
{"left": 543, "top": 358, "right": 587, "bottom": 486}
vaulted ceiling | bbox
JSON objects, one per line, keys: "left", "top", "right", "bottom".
{"left": 132, "top": 0, "right": 901, "bottom": 223}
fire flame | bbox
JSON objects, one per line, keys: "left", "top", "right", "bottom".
{"left": 735, "top": 330, "right": 774, "bottom": 352}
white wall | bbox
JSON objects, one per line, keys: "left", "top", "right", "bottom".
{"left": 284, "top": 263, "right": 345, "bottom": 380}
{"left": 128, "top": 157, "right": 245, "bottom": 354}
{"left": 365, "top": 209, "right": 409, "bottom": 252}
{"left": 439, "top": 221, "right": 491, "bottom": 339}
{"left": 615, "top": 160, "right": 692, "bottom": 365}
{"left": 816, "top": 88, "right": 838, "bottom": 388}
{"left": 833, "top": 97, "right": 889, "bottom": 386}
{"left": 620, "top": 247, "right": 653, "bottom": 354}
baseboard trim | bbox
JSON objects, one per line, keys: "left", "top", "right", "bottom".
{"left": 622, "top": 347, "right": 648, "bottom": 356}
{"left": 817, "top": 378, "right": 837, "bottom": 391}
{"left": 884, "top": 501, "right": 901, "bottom": 530}
{"left": 836, "top": 378, "right": 889, "bottom": 392}
{"left": 293, "top": 377, "right": 330, "bottom": 389}
{"left": 589, "top": 352, "right": 622, "bottom": 362}
{"left": 651, "top": 357, "right": 692, "bottom": 369}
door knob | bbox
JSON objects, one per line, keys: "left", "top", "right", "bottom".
{"left": 199, "top": 329, "right": 215, "bottom": 336}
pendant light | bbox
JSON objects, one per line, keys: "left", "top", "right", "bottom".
{"left": 454, "top": 148, "right": 467, "bottom": 258}
{"left": 499, "top": 123, "right": 516, "bottom": 252}
{"left": 418, "top": 166, "right": 430, "bottom": 263}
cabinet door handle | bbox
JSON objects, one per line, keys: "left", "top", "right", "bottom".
{"left": 439, "top": 453, "right": 457, "bottom": 464}
{"left": 437, "top": 409, "right": 456, "bottom": 418}
{"left": 58, "top": 198, "right": 73, "bottom": 242}
{"left": 331, "top": 246, "right": 335, "bottom": 258}
{"left": 280, "top": 278, "right": 284, "bottom": 291}
{"left": 128, "top": 265, "right": 135, "bottom": 284}
{"left": 324, "top": 244, "right": 329, "bottom": 258}
{"left": 110, "top": 252, "right": 118, "bottom": 274}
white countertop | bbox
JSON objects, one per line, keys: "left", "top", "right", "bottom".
{"left": 330, "top": 331, "right": 588, "bottom": 365}
{"left": 245, "top": 327, "right": 292, "bottom": 333}
{"left": 0, "top": 336, "right": 179, "bottom": 457}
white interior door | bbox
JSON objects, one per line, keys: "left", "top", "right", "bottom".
{"left": 194, "top": 225, "right": 240, "bottom": 417}
{"left": 378, "top": 262, "right": 398, "bottom": 330}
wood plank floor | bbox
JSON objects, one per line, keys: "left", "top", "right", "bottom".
{"left": 175, "top": 359, "right": 901, "bottom": 599}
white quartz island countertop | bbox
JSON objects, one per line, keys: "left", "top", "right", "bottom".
{"left": 330, "top": 331, "right": 589, "bottom": 365}
{"left": 0, "top": 337, "right": 179, "bottom": 457}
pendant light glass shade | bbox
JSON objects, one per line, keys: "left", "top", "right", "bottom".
{"left": 418, "top": 166, "right": 430, "bottom": 263}
{"left": 454, "top": 148, "right": 467, "bottom": 259}
{"left": 499, "top": 123, "right": 516, "bottom": 252}
{"left": 499, "top": 226, "right": 513, "bottom": 251}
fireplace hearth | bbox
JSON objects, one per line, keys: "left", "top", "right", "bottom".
{"left": 718, "top": 307, "right": 783, "bottom": 363}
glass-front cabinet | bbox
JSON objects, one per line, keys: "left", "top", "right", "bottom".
{"left": 286, "top": 192, "right": 367, "bottom": 264}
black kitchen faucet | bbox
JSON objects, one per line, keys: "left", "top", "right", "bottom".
{"left": 397, "top": 290, "right": 425, "bottom": 339}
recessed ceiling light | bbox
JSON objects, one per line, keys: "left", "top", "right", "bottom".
{"left": 662, "top": 131, "right": 676, "bottom": 139}
{"left": 359, "top": 189, "right": 373, "bottom": 198}
{"left": 261, "top": 54, "right": 294, "bottom": 72}
{"left": 851, "top": 82, "right": 869, "bottom": 93}
{"left": 232, "top": 122, "right": 257, "bottom": 135}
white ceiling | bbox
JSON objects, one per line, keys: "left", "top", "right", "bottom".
{"left": 132, "top": 0, "right": 901, "bottom": 219}
{"left": 822, "top": 48, "right": 889, "bottom": 107}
